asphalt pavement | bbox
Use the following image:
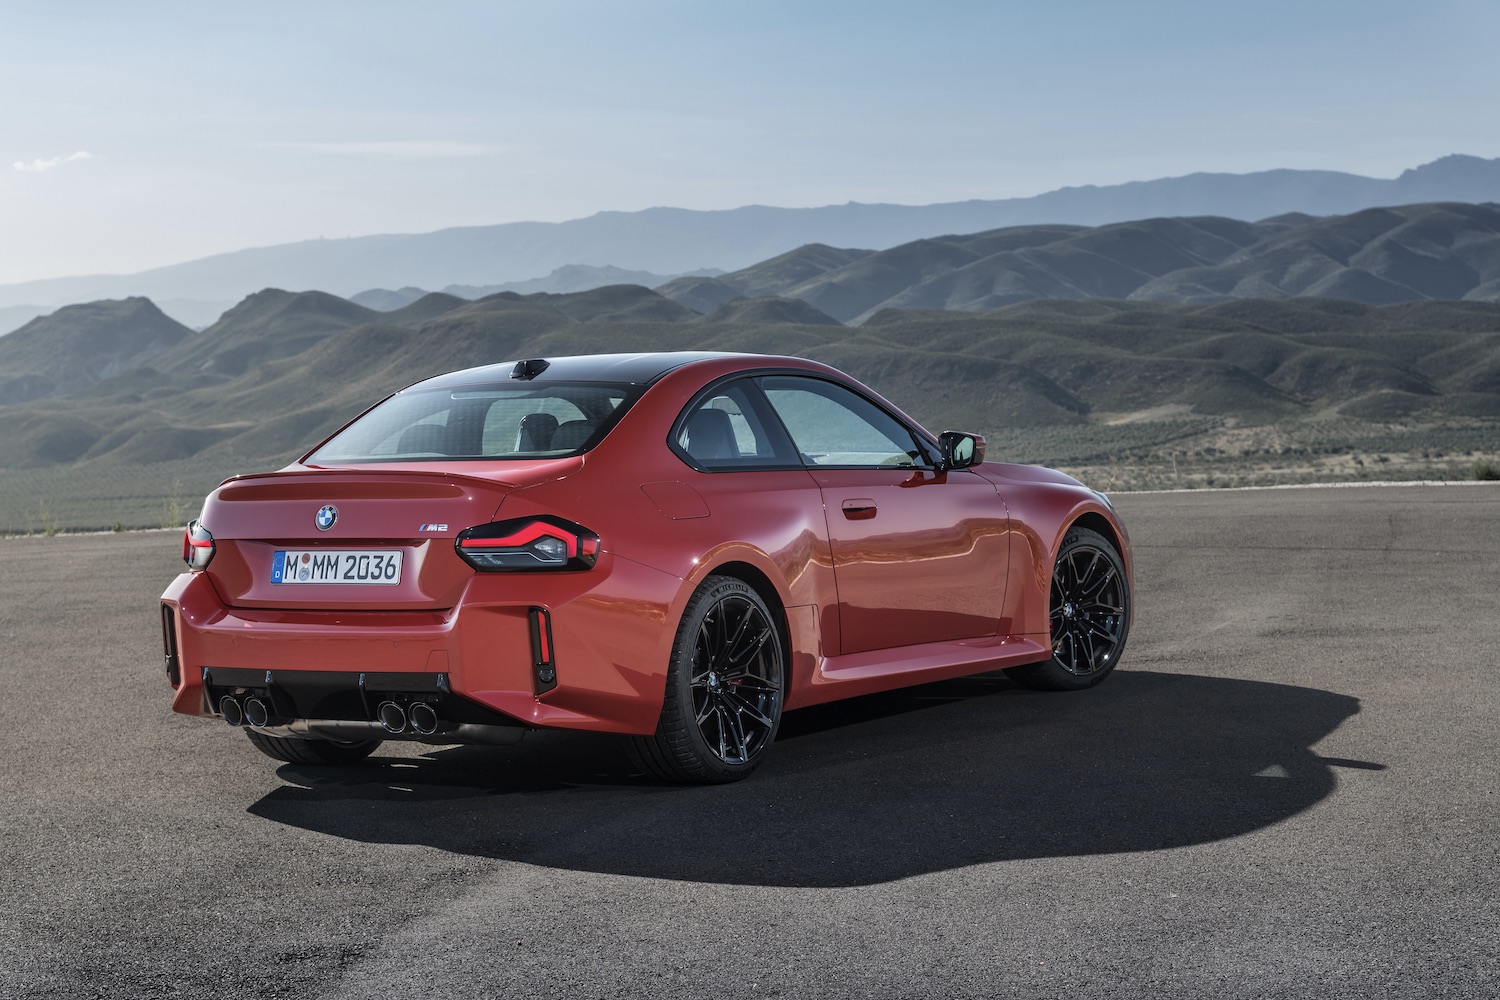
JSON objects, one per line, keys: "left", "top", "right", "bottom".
{"left": 1, "top": 483, "right": 1496, "bottom": 999}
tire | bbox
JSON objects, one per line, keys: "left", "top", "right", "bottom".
{"left": 1007, "top": 526, "right": 1130, "bottom": 692}
{"left": 244, "top": 729, "right": 381, "bottom": 765}
{"left": 631, "top": 575, "right": 785, "bottom": 784}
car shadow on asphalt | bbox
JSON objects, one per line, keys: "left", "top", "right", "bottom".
{"left": 248, "top": 670, "right": 1370, "bottom": 888}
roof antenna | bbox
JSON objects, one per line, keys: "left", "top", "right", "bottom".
{"left": 510, "top": 359, "right": 550, "bottom": 381}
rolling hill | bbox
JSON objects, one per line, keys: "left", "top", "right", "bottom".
{"left": 0, "top": 298, "right": 194, "bottom": 405}
{"left": 2, "top": 284, "right": 1499, "bottom": 478}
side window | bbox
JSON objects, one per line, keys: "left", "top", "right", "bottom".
{"left": 674, "top": 381, "right": 798, "bottom": 470}
{"left": 758, "top": 375, "right": 928, "bottom": 468}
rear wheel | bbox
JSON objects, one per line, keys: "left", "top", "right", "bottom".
{"left": 631, "top": 575, "right": 785, "bottom": 783}
{"left": 245, "top": 729, "right": 381, "bottom": 765}
{"left": 1008, "top": 526, "right": 1129, "bottom": 691}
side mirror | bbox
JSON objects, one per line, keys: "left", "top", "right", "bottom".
{"left": 937, "top": 431, "right": 986, "bottom": 471}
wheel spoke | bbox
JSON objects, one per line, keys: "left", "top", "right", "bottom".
{"left": 1079, "top": 549, "right": 1101, "bottom": 591}
{"left": 727, "top": 673, "right": 780, "bottom": 694}
{"left": 713, "top": 704, "right": 730, "bottom": 760}
{"left": 1079, "top": 566, "right": 1116, "bottom": 601}
{"left": 720, "top": 640, "right": 776, "bottom": 679}
{"left": 1078, "top": 624, "right": 1099, "bottom": 669}
{"left": 722, "top": 704, "right": 750, "bottom": 762}
{"left": 720, "top": 608, "right": 735, "bottom": 652}
{"left": 1058, "top": 554, "right": 1077, "bottom": 593}
{"left": 1083, "top": 618, "right": 1118, "bottom": 643}
{"left": 696, "top": 621, "right": 717, "bottom": 670}
{"left": 725, "top": 623, "right": 772, "bottom": 668}
{"left": 722, "top": 601, "right": 753, "bottom": 656}
{"left": 723, "top": 689, "right": 776, "bottom": 730}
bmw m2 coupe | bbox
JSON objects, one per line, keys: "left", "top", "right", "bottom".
{"left": 160, "top": 352, "right": 1132, "bottom": 782}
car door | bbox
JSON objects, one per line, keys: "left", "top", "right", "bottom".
{"left": 667, "top": 378, "right": 839, "bottom": 642}
{"left": 755, "top": 374, "right": 1010, "bottom": 656}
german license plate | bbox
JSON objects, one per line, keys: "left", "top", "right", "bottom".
{"left": 272, "top": 549, "right": 402, "bottom": 585}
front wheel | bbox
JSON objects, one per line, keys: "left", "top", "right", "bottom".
{"left": 245, "top": 729, "right": 381, "bottom": 765}
{"left": 1007, "top": 526, "right": 1130, "bottom": 691}
{"left": 631, "top": 575, "right": 785, "bottom": 783}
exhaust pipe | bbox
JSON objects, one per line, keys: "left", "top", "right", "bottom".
{"left": 220, "top": 695, "right": 244, "bottom": 727}
{"left": 242, "top": 696, "right": 274, "bottom": 728}
{"left": 408, "top": 702, "right": 439, "bottom": 736}
{"left": 377, "top": 701, "right": 408, "bottom": 734}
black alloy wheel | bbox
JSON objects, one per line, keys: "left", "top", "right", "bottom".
{"left": 631, "top": 575, "right": 785, "bottom": 783}
{"left": 1008, "top": 526, "right": 1130, "bottom": 691}
{"left": 690, "top": 589, "right": 782, "bottom": 765}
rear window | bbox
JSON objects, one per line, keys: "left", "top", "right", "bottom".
{"left": 305, "top": 382, "right": 639, "bottom": 464}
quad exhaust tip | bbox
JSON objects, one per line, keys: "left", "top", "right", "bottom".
{"left": 220, "top": 696, "right": 244, "bottom": 727}
{"left": 242, "top": 697, "right": 273, "bottom": 728}
{"left": 225, "top": 694, "right": 445, "bottom": 737}
{"left": 378, "top": 700, "right": 440, "bottom": 736}
{"left": 408, "top": 702, "right": 439, "bottom": 736}
{"left": 377, "top": 701, "right": 408, "bottom": 735}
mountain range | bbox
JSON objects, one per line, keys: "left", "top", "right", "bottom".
{"left": 651, "top": 202, "right": 1500, "bottom": 323}
{"left": 348, "top": 264, "right": 720, "bottom": 312}
{"left": 3, "top": 154, "right": 1499, "bottom": 330}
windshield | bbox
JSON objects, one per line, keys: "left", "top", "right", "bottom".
{"left": 305, "top": 381, "right": 639, "bottom": 464}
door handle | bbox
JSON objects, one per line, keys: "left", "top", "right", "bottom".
{"left": 841, "top": 498, "right": 877, "bottom": 520}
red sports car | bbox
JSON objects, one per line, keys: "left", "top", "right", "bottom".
{"left": 160, "top": 352, "right": 1132, "bottom": 782}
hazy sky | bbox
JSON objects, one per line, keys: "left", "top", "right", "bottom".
{"left": 3, "top": 0, "right": 1497, "bottom": 285}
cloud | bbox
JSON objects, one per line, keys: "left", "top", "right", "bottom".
{"left": 12, "top": 151, "right": 93, "bottom": 173}
{"left": 259, "top": 140, "right": 496, "bottom": 158}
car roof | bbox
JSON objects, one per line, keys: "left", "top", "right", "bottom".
{"left": 408, "top": 352, "right": 769, "bottom": 391}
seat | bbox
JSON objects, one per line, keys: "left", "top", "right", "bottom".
{"left": 683, "top": 408, "right": 739, "bottom": 461}
{"left": 396, "top": 423, "right": 449, "bottom": 455}
{"left": 516, "top": 412, "right": 560, "bottom": 452}
{"left": 550, "top": 419, "right": 598, "bottom": 451}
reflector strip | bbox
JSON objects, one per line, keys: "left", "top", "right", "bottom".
{"left": 528, "top": 607, "right": 558, "bottom": 694}
{"left": 160, "top": 605, "right": 180, "bottom": 687}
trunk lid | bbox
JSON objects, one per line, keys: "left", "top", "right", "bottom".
{"left": 197, "top": 460, "right": 578, "bottom": 610}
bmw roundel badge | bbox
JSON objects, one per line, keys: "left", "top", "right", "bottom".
{"left": 316, "top": 505, "right": 338, "bottom": 531}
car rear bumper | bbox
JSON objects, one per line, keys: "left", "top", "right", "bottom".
{"left": 159, "top": 554, "right": 684, "bottom": 738}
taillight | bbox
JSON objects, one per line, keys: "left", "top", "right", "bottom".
{"left": 182, "top": 519, "right": 215, "bottom": 570}
{"left": 455, "top": 516, "right": 601, "bottom": 571}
